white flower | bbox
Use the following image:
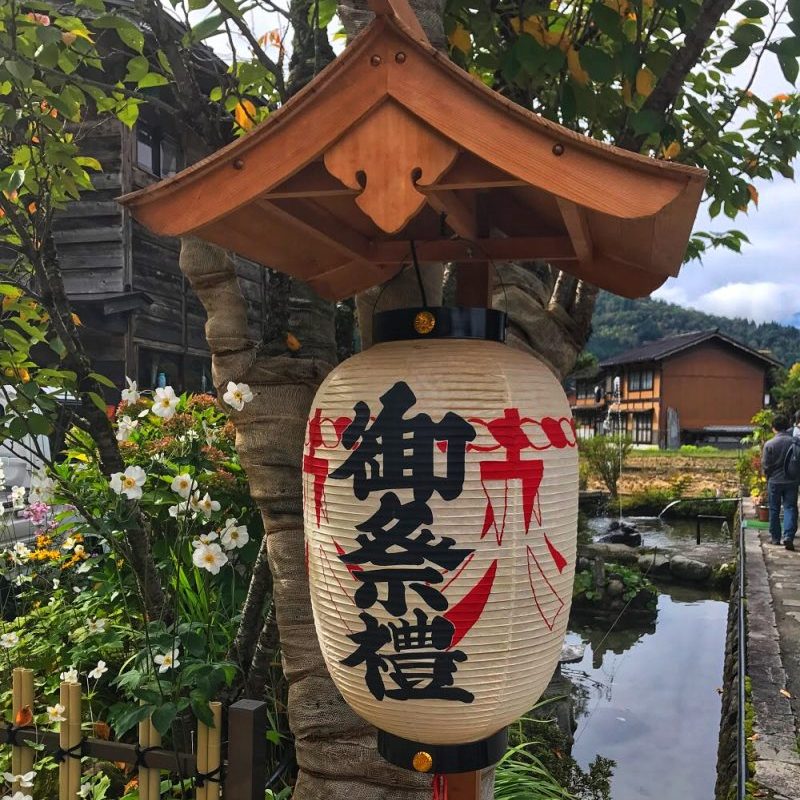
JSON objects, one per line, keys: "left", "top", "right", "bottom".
{"left": 168, "top": 501, "right": 189, "bottom": 518}
{"left": 0, "top": 632, "right": 19, "bottom": 648}
{"left": 29, "top": 468, "right": 55, "bottom": 503}
{"left": 170, "top": 473, "right": 195, "bottom": 499}
{"left": 46, "top": 703, "right": 66, "bottom": 723}
{"left": 121, "top": 377, "right": 140, "bottom": 404}
{"left": 109, "top": 466, "right": 146, "bottom": 500}
{"left": 73, "top": 544, "right": 85, "bottom": 557}
{"left": 78, "top": 785, "right": 92, "bottom": 799}
{"left": 191, "top": 531, "right": 218, "bottom": 548}
{"left": 116, "top": 415, "right": 138, "bottom": 443}
{"left": 222, "top": 381, "right": 253, "bottom": 411}
{"left": 154, "top": 647, "right": 181, "bottom": 673}
{"left": 75, "top": 561, "right": 91, "bottom": 574}
{"left": 0, "top": 466, "right": 5, "bottom": 490}
{"left": 2, "top": 791, "right": 33, "bottom": 800}
{"left": 221, "top": 518, "right": 249, "bottom": 550}
{"left": 86, "top": 618, "right": 107, "bottom": 634}
{"left": 190, "top": 491, "right": 220, "bottom": 518}
{"left": 59, "top": 667, "right": 79, "bottom": 684}
{"left": 61, "top": 536, "right": 76, "bottom": 550}
{"left": 192, "top": 542, "right": 228, "bottom": 575}
{"left": 9, "top": 486, "right": 25, "bottom": 510}
{"left": 1, "top": 772, "right": 34, "bottom": 789}
{"left": 88, "top": 660, "right": 108, "bottom": 681}
{"left": 11, "top": 542, "right": 30, "bottom": 562}
{"left": 52, "top": 578, "right": 60, "bottom": 590}
{"left": 151, "top": 386, "right": 179, "bottom": 420}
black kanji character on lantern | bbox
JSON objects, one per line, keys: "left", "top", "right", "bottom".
{"left": 342, "top": 492, "right": 473, "bottom": 615}
{"left": 342, "top": 610, "right": 474, "bottom": 703}
{"left": 330, "top": 382, "right": 476, "bottom": 502}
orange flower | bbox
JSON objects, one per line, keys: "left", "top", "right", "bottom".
{"left": 15, "top": 706, "right": 33, "bottom": 727}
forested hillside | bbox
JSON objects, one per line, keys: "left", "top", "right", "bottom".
{"left": 587, "top": 293, "right": 800, "bottom": 367}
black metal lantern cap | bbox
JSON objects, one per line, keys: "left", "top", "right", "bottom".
{"left": 373, "top": 307, "right": 507, "bottom": 344}
{"left": 377, "top": 727, "right": 508, "bottom": 773}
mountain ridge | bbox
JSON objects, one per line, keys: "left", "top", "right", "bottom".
{"left": 586, "top": 292, "right": 800, "bottom": 368}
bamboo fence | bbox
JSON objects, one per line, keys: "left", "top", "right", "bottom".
{"left": 0, "top": 668, "right": 265, "bottom": 800}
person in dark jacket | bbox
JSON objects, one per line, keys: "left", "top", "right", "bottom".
{"left": 762, "top": 414, "right": 798, "bottom": 550}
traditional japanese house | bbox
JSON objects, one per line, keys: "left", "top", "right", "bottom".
{"left": 570, "top": 330, "right": 780, "bottom": 447}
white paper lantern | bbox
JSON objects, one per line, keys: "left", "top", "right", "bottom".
{"left": 303, "top": 314, "right": 578, "bottom": 752}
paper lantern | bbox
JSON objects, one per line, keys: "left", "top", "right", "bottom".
{"left": 303, "top": 308, "right": 578, "bottom": 770}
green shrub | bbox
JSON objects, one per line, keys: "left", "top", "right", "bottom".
{"left": 579, "top": 436, "right": 632, "bottom": 498}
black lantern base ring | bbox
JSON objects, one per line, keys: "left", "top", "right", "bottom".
{"left": 377, "top": 727, "right": 508, "bottom": 774}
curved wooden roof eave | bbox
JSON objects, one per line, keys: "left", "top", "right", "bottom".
{"left": 118, "top": 14, "right": 706, "bottom": 239}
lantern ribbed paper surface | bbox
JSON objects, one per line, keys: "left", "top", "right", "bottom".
{"left": 303, "top": 338, "right": 578, "bottom": 745}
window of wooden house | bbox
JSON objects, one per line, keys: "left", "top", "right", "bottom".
{"left": 576, "top": 380, "right": 592, "bottom": 400}
{"left": 633, "top": 411, "right": 653, "bottom": 444}
{"left": 138, "top": 348, "right": 183, "bottom": 393}
{"left": 628, "top": 369, "right": 654, "bottom": 392}
{"left": 136, "top": 125, "right": 181, "bottom": 178}
{"left": 184, "top": 355, "right": 213, "bottom": 394}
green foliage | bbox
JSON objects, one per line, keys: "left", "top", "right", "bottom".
{"left": 574, "top": 562, "right": 657, "bottom": 605}
{"left": 445, "top": 0, "right": 800, "bottom": 260}
{"left": 773, "top": 361, "right": 800, "bottom": 415}
{"left": 587, "top": 292, "right": 800, "bottom": 367}
{"left": 580, "top": 435, "right": 633, "bottom": 498}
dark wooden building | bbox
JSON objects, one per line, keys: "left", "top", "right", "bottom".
{"left": 568, "top": 330, "right": 780, "bottom": 448}
{"left": 52, "top": 4, "right": 269, "bottom": 397}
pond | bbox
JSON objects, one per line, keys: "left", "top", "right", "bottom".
{"left": 586, "top": 515, "right": 731, "bottom": 549}
{"left": 566, "top": 584, "right": 729, "bottom": 800}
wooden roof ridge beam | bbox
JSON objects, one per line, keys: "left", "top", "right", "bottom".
{"left": 370, "top": 236, "right": 575, "bottom": 263}
{"left": 556, "top": 199, "right": 593, "bottom": 264}
{"left": 368, "top": 0, "right": 429, "bottom": 44}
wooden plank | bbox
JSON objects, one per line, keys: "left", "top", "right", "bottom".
{"left": 368, "top": 0, "right": 429, "bottom": 42}
{"left": 447, "top": 771, "right": 481, "bottom": 800}
{"left": 433, "top": 152, "right": 525, "bottom": 190}
{"left": 263, "top": 161, "right": 356, "bottom": 199}
{"left": 370, "top": 235, "right": 575, "bottom": 263}
{"left": 224, "top": 700, "right": 267, "bottom": 800}
{"left": 556, "top": 198, "right": 593, "bottom": 263}
{"left": 423, "top": 189, "right": 477, "bottom": 240}
{"left": 54, "top": 227, "right": 123, "bottom": 244}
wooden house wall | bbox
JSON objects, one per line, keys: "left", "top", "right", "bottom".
{"left": 660, "top": 341, "right": 768, "bottom": 431}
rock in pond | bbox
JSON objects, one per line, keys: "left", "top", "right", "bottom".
{"left": 669, "top": 554, "right": 712, "bottom": 582}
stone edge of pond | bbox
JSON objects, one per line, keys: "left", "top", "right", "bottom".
{"left": 744, "top": 530, "right": 800, "bottom": 800}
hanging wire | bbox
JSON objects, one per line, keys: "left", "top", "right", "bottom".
{"left": 409, "top": 240, "right": 429, "bottom": 308}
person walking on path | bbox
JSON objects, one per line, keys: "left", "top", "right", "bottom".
{"left": 793, "top": 410, "right": 800, "bottom": 438}
{"left": 762, "top": 413, "right": 798, "bottom": 550}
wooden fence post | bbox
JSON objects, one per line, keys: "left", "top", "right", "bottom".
{"left": 223, "top": 699, "right": 267, "bottom": 800}
{"left": 11, "top": 667, "right": 34, "bottom": 790}
{"left": 67, "top": 682, "right": 81, "bottom": 799}
{"left": 206, "top": 702, "right": 222, "bottom": 800}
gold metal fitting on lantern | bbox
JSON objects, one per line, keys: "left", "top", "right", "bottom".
{"left": 413, "top": 310, "right": 435, "bottom": 335}
{"left": 412, "top": 751, "right": 434, "bottom": 772}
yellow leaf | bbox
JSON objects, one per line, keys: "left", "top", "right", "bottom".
{"left": 71, "top": 312, "right": 82, "bottom": 326}
{"left": 567, "top": 47, "right": 589, "bottom": 86}
{"left": 511, "top": 16, "right": 546, "bottom": 46}
{"left": 663, "top": 141, "right": 680, "bottom": 160}
{"left": 747, "top": 184, "right": 759, "bottom": 207}
{"left": 779, "top": 688, "right": 792, "bottom": 698}
{"left": 286, "top": 332, "right": 302, "bottom": 352}
{"left": 27, "top": 202, "right": 37, "bottom": 214}
{"left": 772, "top": 93, "right": 790, "bottom": 102}
{"left": 448, "top": 23, "right": 472, "bottom": 54}
{"left": 636, "top": 67, "right": 655, "bottom": 98}
{"left": 65, "top": 28, "right": 94, "bottom": 44}
{"left": 234, "top": 99, "right": 257, "bottom": 131}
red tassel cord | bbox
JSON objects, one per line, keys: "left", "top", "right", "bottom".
{"left": 432, "top": 774, "right": 448, "bottom": 800}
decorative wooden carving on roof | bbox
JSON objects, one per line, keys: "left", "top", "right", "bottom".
{"left": 118, "top": 0, "right": 706, "bottom": 301}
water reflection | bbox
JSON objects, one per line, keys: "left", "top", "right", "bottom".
{"left": 566, "top": 586, "right": 728, "bottom": 800}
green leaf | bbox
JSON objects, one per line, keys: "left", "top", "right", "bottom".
{"left": 592, "top": 4, "right": 622, "bottom": 39}
{"left": 151, "top": 703, "right": 178, "bottom": 737}
{"left": 771, "top": 36, "right": 800, "bottom": 57}
{"left": 189, "top": 0, "right": 212, "bottom": 8}
{"left": 718, "top": 47, "right": 750, "bottom": 70}
{"left": 188, "top": 13, "right": 224, "bottom": 42}
{"left": 86, "top": 391, "right": 108, "bottom": 413}
{"left": 26, "top": 414, "right": 52, "bottom": 436}
{"left": 4, "top": 61, "right": 35, "bottom": 85}
{"left": 630, "top": 109, "right": 663, "bottom": 135}
{"left": 117, "top": 100, "right": 140, "bottom": 129}
{"left": 88, "top": 371, "right": 115, "bottom": 388}
{"left": 579, "top": 46, "right": 616, "bottom": 82}
{"left": 92, "top": 15, "right": 145, "bottom": 53}
{"left": 307, "top": 0, "right": 336, "bottom": 27}
{"left": 190, "top": 695, "right": 215, "bottom": 728}
{"left": 138, "top": 73, "right": 169, "bottom": 88}
{"left": 731, "top": 23, "right": 765, "bottom": 46}
{"left": 124, "top": 55, "right": 149, "bottom": 83}
{"left": 109, "top": 704, "right": 154, "bottom": 738}
{"left": 778, "top": 52, "right": 799, "bottom": 83}
{"left": 736, "top": 0, "right": 769, "bottom": 17}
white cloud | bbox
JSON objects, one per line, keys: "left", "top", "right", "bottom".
{"left": 654, "top": 281, "right": 800, "bottom": 324}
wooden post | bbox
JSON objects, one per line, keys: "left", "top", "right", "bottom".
{"left": 67, "top": 682, "right": 82, "bottom": 799}
{"left": 138, "top": 713, "right": 151, "bottom": 800}
{"left": 206, "top": 702, "right": 222, "bottom": 800}
{"left": 148, "top": 718, "right": 161, "bottom": 800}
{"left": 19, "top": 669, "right": 34, "bottom": 780}
{"left": 11, "top": 669, "right": 21, "bottom": 782}
{"left": 196, "top": 711, "right": 208, "bottom": 800}
{"left": 58, "top": 683, "right": 69, "bottom": 800}
{"left": 223, "top": 699, "right": 267, "bottom": 800}
{"left": 447, "top": 771, "right": 482, "bottom": 800}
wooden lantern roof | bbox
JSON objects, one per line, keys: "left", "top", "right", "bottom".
{"left": 118, "top": 0, "right": 706, "bottom": 301}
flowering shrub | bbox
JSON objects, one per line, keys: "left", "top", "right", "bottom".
{"left": 0, "top": 381, "right": 265, "bottom": 789}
